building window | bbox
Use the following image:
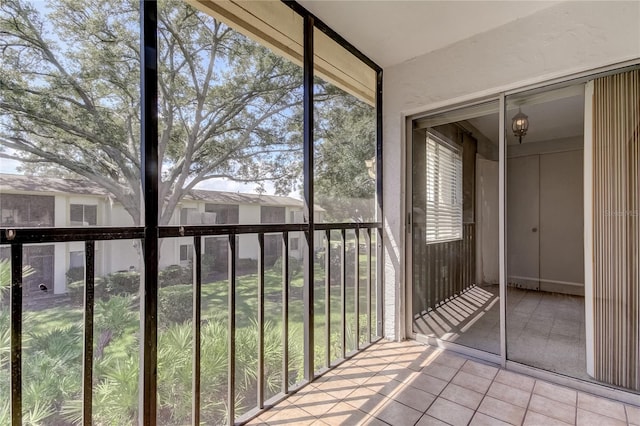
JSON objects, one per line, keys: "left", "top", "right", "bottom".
{"left": 426, "top": 131, "right": 462, "bottom": 243}
{"left": 70, "top": 204, "right": 97, "bottom": 226}
{"left": 261, "top": 206, "right": 285, "bottom": 224}
{"left": 179, "top": 244, "right": 193, "bottom": 263}
{"left": 1, "top": 194, "right": 54, "bottom": 227}
{"left": 290, "top": 237, "right": 299, "bottom": 251}
{"left": 69, "top": 251, "right": 84, "bottom": 268}
{"left": 205, "top": 204, "right": 239, "bottom": 224}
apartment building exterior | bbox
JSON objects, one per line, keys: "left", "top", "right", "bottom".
{"left": 0, "top": 173, "right": 313, "bottom": 294}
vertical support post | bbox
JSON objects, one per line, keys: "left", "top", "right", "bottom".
{"left": 499, "top": 93, "right": 507, "bottom": 367}
{"left": 83, "top": 241, "right": 95, "bottom": 426}
{"left": 257, "top": 233, "right": 265, "bottom": 408}
{"left": 375, "top": 69, "right": 384, "bottom": 338}
{"left": 140, "top": 1, "right": 159, "bottom": 424}
{"left": 354, "top": 229, "right": 360, "bottom": 350}
{"left": 376, "top": 227, "right": 383, "bottom": 338}
{"left": 302, "top": 13, "right": 315, "bottom": 380}
{"left": 282, "top": 232, "right": 289, "bottom": 394}
{"left": 228, "top": 234, "right": 236, "bottom": 425}
{"left": 366, "top": 228, "right": 372, "bottom": 343}
{"left": 10, "top": 243, "right": 22, "bottom": 426}
{"left": 325, "top": 230, "right": 331, "bottom": 367}
{"left": 192, "top": 236, "right": 201, "bottom": 425}
{"left": 340, "top": 229, "right": 346, "bottom": 358}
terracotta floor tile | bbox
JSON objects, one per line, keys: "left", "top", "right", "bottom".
{"left": 415, "top": 414, "right": 449, "bottom": 426}
{"left": 461, "top": 360, "right": 499, "bottom": 380}
{"left": 429, "top": 351, "right": 467, "bottom": 369}
{"left": 391, "top": 384, "right": 436, "bottom": 412}
{"left": 267, "top": 405, "right": 317, "bottom": 425}
{"left": 494, "top": 369, "right": 535, "bottom": 393}
{"left": 421, "top": 362, "right": 459, "bottom": 381}
{"left": 378, "top": 363, "right": 420, "bottom": 383}
{"left": 426, "top": 397, "right": 475, "bottom": 426}
{"left": 576, "top": 408, "right": 627, "bottom": 426}
{"left": 469, "top": 412, "right": 511, "bottom": 426}
{"left": 577, "top": 392, "right": 627, "bottom": 421}
{"left": 409, "top": 371, "right": 448, "bottom": 395}
{"left": 294, "top": 391, "right": 339, "bottom": 417}
{"left": 451, "top": 370, "right": 492, "bottom": 394}
{"left": 626, "top": 404, "right": 640, "bottom": 423}
{"left": 487, "top": 381, "right": 532, "bottom": 408}
{"left": 477, "top": 395, "right": 526, "bottom": 425}
{"left": 360, "top": 415, "right": 391, "bottom": 426}
{"left": 523, "top": 411, "right": 572, "bottom": 426}
{"left": 314, "top": 378, "right": 359, "bottom": 400}
{"left": 318, "top": 401, "right": 369, "bottom": 426}
{"left": 343, "top": 386, "right": 390, "bottom": 413}
{"left": 241, "top": 341, "right": 637, "bottom": 426}
{"left": 528, "top": 394, "right": 576, "bottom": 424}
{"left": 372, "top": 399, "right": 423, "bottom": 426}
{"left": 439, "top": 383, "right": 484, "bottom": 410}
{"left": 533, "top": 381, "right": 577, "bottom": 406}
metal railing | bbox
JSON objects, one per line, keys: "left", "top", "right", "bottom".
{"left": 1, "top": 220, "right": 382, "bottom": 425}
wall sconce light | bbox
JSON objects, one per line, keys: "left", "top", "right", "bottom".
{"left": 512, "top": 109, "right": 529, "bottom": 144}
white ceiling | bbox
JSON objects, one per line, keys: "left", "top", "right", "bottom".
{"left": 298, "top": 0, "right": 560, "bottom": 68}
{"left": 467, "top": 91, "right": 585, "bottom": 146}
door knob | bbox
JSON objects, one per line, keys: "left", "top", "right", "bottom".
{"left": 532, "top": 227, "right": 538, "bottom": 232}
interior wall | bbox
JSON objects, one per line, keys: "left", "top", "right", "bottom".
{"left": 507, "top": 144, "right": 585, "bottom": 295}
{"left": 383, "top": 1, "right": 640, "bottom": 339}
{"left": 476, "top": 158, "right": 499, "bottom": 285}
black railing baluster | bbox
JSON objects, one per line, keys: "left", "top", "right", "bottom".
{"left": 228, "top": 234, "right": 236, "bottom": 426}
{"left": 325, "top": 230, "right": 331, "bottom": 367}
{"left": 340, "top": 229, "right": 346, "bottom": 358}
{"left": 257, "top": 233, "right": 265, "bottom": 408}
{"left": 376, "top": 228, "right": 383, "bottom": 337}
{"left": 83, "top": 241, "right": 95, "bottom": 426}
{"left": 10, "top": 242, "right": 22, "bottom": 426}
{"left": 354, "top": 229, "right": 360, "bottom": 350}
{"left": 366, "top": 228, "right": 372, "bottom": 343}
{"left": 193, "top": 236, "right": 202, "bottom": 425}
{"left": 282, "top": 232, "right": 289, "bottom": 394}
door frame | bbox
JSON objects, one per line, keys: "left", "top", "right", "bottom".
{"left": 403, "top": 60, "right": 640, "bottom": 400}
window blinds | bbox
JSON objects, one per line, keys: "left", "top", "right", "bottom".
{"left": 425, "top": 131, "right": 462, "bottom": 243}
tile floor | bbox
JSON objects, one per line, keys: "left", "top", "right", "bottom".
{"left": 247, "top": 340, "right": 639, "bottom": 426}
{"left": 413, "top": 286, "right": 588, "bottom": 379}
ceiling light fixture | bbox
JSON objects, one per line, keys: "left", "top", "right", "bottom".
{"left": 512, "top": 109, "right": 529, "bottom": 144}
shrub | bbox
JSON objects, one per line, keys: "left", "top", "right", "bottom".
{"left": 158, "top": 285, "right": 193, "bottom": 325}
{"left": 67, "top": 277, "right": 105, "bottom": 305}
{"left": 105, "top": 271, "right": 140, "bottom": 296}
{"left": 66, "top": 266, "right": 84, "bottom": 285}
{"left": 236, "top": 258, "right": 257, "bottom": 272}
{"left": 272, "top": 256, "right": 303, "bottom": 280}
{"left": 159, "top": 264, "right": 192, "bottom": 288}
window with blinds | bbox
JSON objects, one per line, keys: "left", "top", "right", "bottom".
{"left": 425, "top": 131, "right": 462, "bottom": 243}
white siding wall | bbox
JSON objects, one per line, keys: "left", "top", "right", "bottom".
{"left": 383, "top": 1, "right": 640, "bottom": 339}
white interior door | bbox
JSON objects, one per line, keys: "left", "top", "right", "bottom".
{"left": 539, "top": 149, "right": 584, "bottom": 293}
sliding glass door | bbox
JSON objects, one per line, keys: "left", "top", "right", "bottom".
{"left": 505, "top": 83, "right": 588, "bottom": 379}
{"left": 410, "top": 66, "right": 640, "bottom": 394}
{"left": 410, "top": 101, "right": 500, "bottom": 355}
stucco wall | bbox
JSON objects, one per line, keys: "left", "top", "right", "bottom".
{"left": 382, "top": 1, "right": 640, "bottom": 339}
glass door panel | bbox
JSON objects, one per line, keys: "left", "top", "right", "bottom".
{"left": 411, "top": 101, "right": 500, "bottom": 354}
{"left": 505, "top": 84, "right": 587, "bottom": 378}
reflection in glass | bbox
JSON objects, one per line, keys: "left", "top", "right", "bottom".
{"left": 412, "top": 101, "right": 501, "bottom": 354}
{"left": 506, "top": 84, "right": 587, "bottom": 379}
{"left": 158, "top": 1, "right": 303, "bottom": 227}
{"left": 313, "top": 28, "right": 377, "bottom": 223}
{"left": 0, "top": 0, "right": 142, "bottom": 227}
{"left": 0, "top": 247, "right": 10, "bottom": 423}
